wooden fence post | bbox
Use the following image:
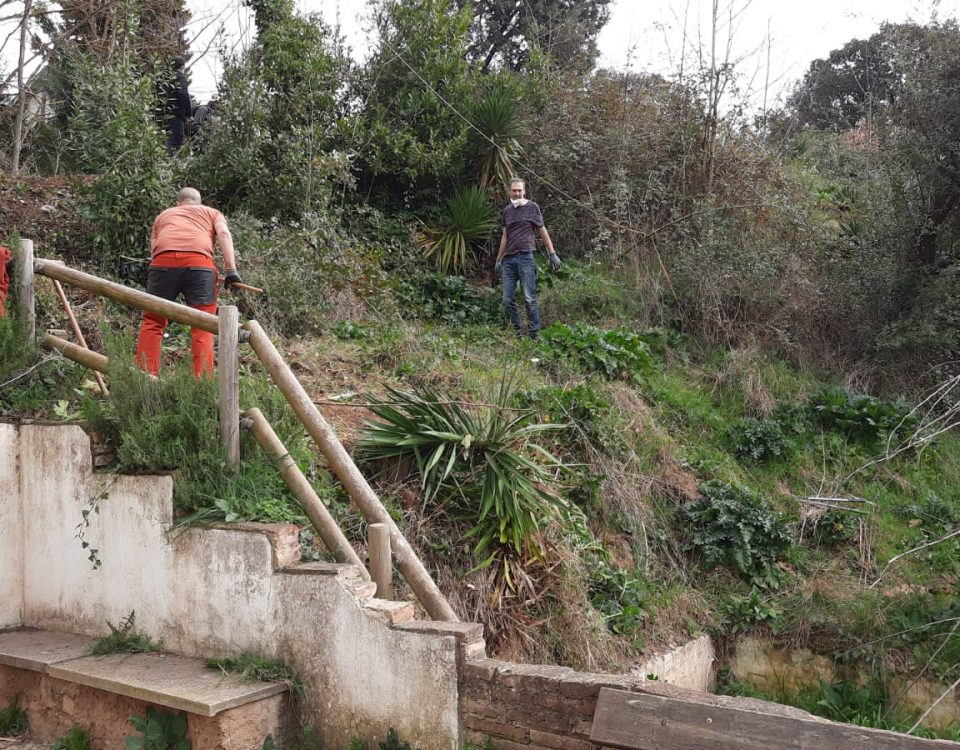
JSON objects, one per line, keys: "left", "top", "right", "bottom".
{"left": 368, "top": 523, "right": 392, "bottom": 599}
{"left": 17, "top": 238, "right": 34, "bottom": 341}
{"left": 218, "top": 305, "right": 240, "bottom": 472}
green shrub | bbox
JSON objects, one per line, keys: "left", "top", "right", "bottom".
{"left": 0, "top": 694, "right": 28, "bottom": 736}
{"left": 416, "top": 186, "right": 497, "bottom": 274}
{"left": 67, "top": 54, "right": 171, "bottom": 272}
{"left": 88, "top": 611, "right": 163, "bottom": 656}
{"left": 124, "top": 707, "right": 190, "bottom": 750}
{"left": 82, "top": 345, "right": 312, "bottom": 522}
{"left": 809, "top": 509, "right": 858, "bottom": 548}
{"left": 379, "top": 728, "right": 419, "bottom": 750}
{"left": 807, "top": 387, "right": 917, "bottom": 444}
{"left": 681, "top": 480, "right": 793, "bottom": 588}
{"left": 356, "top": 383, "right": 567, "bottom": 566}
{"left": 52, "top": 726, "right": 93, "bottom": 750}
{"left": 588, "top": 564, "right": 650, "bottom": 640}
{"left": 225, "top": 213, "right": 387, "bottom": 337}
{"left": 718, "top": 589, "right": 781, "bottom": 634}
{"left": 398, "top": 271, "right": 501, "bottom": 325}
{"left": 513, "top": 383, "right": 623, "bottom": 456}
{"left": 539, "top": 323, "right": 654, "bottom": 380}
{"left": 728, "top": 418, "right": 790, "bottom": 463}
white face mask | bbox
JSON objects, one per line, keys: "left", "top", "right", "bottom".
{"left": 510, "top": 198, "right": 527, "bottom": 207}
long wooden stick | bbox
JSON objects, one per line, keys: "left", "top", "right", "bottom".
{"left": 243, "top": 407, "right": 367, "bottom": 572}
{"left": 51, "top": 278, "right": 108, "bottom": 395}
{"left": 225, "top": 281, "right": 263, "bottom": 294}
{"left": 244, "top": 319, "right": 458, "bottom": 621}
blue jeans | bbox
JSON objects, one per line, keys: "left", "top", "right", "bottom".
{"left": 502, "top": 252, "right": 540, "bottom": 337}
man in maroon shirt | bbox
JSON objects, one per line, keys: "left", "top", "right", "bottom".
{"left": 494, "top": 177, "right": 561, "bottom": 338}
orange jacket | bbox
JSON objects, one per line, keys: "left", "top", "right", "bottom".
{"left": 0, "top": 245, "right": 10, "bottom": 319}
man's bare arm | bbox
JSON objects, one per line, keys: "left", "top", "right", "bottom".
{"left": 496, "top": 228, "right": 507, "bottom": 261}
{"left": 539, "top": 226, "right": 556, "bottom": 256}
{"left": 214, "top": 217, "right": 237, "bottom": 270}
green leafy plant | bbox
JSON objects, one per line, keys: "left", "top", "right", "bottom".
{"left": 357, "top": 383, "right": 567, "bottom": 570}
{"left": 719, "top": 589, "right": 782, "bottom": 634}
{"left": 416, "top": 186, "right": 496, "bottom": 273}
{"left": 88, "top": 611, "right": 163, "bottom": 656}
{"left": 681, "top": 480, "right": 793, "bottom": 588}
{"left": 728, "top": 418, "right": 790, "bottom": 463}
{"left": 335, "top": 320, "right": 367, "bottom": 341}
{"left": 539, "top": 323, "right": 654, "bottom": 380}
{"left": 0, "top": 694, "right": 28, "bottom": 736}
{"left": 398, "top": 271, "right": 502, "bottom": 325}
{"left": 588, "top": 564, "right": 650, "bottom": 640}
{"left": 52, "top": 726, "right": 93, "bottom": 750}
{"left": 82, "top": 347, "right": 310, "bottom": 522}
{"left": 807, "top": 387, "right": 917, "bottom": 444}
{"left": 124, "top": 707, "right": 190, "bottom": 750}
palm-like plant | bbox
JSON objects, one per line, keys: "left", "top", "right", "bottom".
{"left": 416, "top": 185, "right": 496, "bottom": 273}
{"left": 469, "top": 86, "right": 524, "bottom": 193}
{"left": 357, "top": 383, "right": 566, "bottom": 568}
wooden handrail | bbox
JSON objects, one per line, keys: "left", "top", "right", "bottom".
{"left": 29, "top": 254, "right": 458, "bottom": 621}
{"left": 242, "top": 408, "right": 367, "bottom": 571}
{"left": 244, "top": 319, "right": 459, "bottom": 622}
{"left": 35, "top": 259, "right": 220, "bottom": 333}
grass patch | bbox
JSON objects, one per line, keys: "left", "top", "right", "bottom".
{"left": 52, "top": 726, "right": 93, "bottom": 750}
{"left": 0, "top": 694, "right": 28, "bottom": 736}
{"left": 205, "top": 654, "right": 305, "bottom": 702}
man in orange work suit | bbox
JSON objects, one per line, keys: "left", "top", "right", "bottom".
{"left": 135, "top": 187, "right": 242, "bottom": 377}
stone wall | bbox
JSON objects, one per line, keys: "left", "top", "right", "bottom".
{"left": 460, "top": 636, "right": 715, "bottom": 750}
{"left": 1, "top": 423, "right": 462, "bottom": 750}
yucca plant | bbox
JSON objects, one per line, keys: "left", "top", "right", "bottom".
{"left": 416, "top": 185, "right": 496, "bottom": 273}
{"left": 357, "top": 383, "right": 567, "bottom": 569}
{"left": 468, "top": 86, "right": 524, "bottom": 192}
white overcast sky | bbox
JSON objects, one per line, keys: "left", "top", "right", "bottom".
{"left": 180, "top": 0, "right": 959, "bottom": 105}
{"left": 3, "top": 0, "right": 959, "bottom": 108}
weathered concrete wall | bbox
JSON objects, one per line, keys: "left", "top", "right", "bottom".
{"left": 0, "top": 422, "right": 22, "bottom": 628}
{"left": 3, "top": 424, "right": 461, "bottom": 749}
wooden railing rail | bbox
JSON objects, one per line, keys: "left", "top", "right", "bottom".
{"left": 21, "top": 244, "right": 456, "bottom": 621}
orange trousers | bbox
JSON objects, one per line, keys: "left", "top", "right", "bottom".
{"left": 135, "top": 252, "right": 218, "bottom": 378}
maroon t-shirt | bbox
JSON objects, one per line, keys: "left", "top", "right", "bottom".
{"left": 501, "top": 201, "right": 544, "bottom": 256}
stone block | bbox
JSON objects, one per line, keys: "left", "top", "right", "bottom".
{"left": 0, "top": 629, "right": 95, "bottom": 672}
{"left": 463, "top": 714, "right": 529, "bottom": 743}
{"left": 47, "top": 651, "right": 287, "bottom": 716}
{"left": 528, "top": 729, "right": 595, "bottom": 750}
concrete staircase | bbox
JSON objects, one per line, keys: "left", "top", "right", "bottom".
{"left": 0, "top": 629, "right": 291, "bottom": 749}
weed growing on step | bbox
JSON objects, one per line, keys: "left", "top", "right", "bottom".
{"left": 52, "top": 726, "right": 93, "bottom": 750}
{"left": 205, "top": 653, "right": 305, "bottom": 703}
{"left": 88, "top": 611, "right": 163, "bottom": 655}
{"left": 124, "top": 706, "right": 190, "bottom": 750}
{"left": 0, "top": 694, "right": 28, "bottom": 736}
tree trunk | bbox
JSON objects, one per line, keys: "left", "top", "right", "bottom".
{"left": 11, "top": 0, "right": 33, "bottom": 174}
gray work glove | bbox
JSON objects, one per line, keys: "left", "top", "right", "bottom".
{"left": 224, "top": 270, "right": 243, "bottom": 287}
{"left": 548, "top": 252, "right": 561, "bottom": 272}
{"left": 494, "top": 259, "right": 503, "bottom": 276}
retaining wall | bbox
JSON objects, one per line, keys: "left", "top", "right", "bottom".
{"left": 0, "top": 423, "right": 461, "bottom": 749}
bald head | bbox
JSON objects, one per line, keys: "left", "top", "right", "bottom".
{"left": 177, "top": 187, "right": 202, "bottom": 205}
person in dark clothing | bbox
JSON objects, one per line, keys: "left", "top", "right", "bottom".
{"left": 162, "top": 57, "right": 192, "bottom": 153}
{"left": 494, "top": 177, "right": 561, "bottom": 339}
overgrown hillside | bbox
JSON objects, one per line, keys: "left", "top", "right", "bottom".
{"left": 3, "top": 0, "right": 960, "bottom": 740}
